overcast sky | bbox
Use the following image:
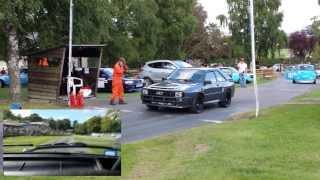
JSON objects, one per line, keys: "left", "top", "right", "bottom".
{"left": 198, "top": 0, "right": 320, "bottom": 34}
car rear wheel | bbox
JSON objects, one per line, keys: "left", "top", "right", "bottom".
{"left": 190, "top": 95, "right": 204, "bottom": 114}
{"left": 219, "top": 92, "right": 231, "bottom": 108}
{"left": 144, "top": 78, "right": 153, "bottom": 87}
{"left": 147, "top": 105, "right": 158, "bottom": 111}
{"left": 293, "top": 79, "right": 296, "bottom": 84}
{"left": 313, "top": 80, "right": 317, "bottom": 84}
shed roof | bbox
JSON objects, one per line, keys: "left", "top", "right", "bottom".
{"left": 24, "top": 44, "right": 106, "bottom": 57}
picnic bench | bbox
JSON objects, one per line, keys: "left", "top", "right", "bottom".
{"left": 262, "top": 69, "right": 275, "bottom": 79}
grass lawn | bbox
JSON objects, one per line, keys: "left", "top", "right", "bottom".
{"left": 236, "top": 76, "right": 274, "bottom": 87}
{"left": 120, "top": 89, "right": 320, "bottom": 179}
{"left": 294, "top": 89, "right": 320, "bottom": 101}
{"left": 0, "top": 88, "right": 67, "bottom": 109}
{"left": 3, "top": 136, "right": 67, "bottom": 153}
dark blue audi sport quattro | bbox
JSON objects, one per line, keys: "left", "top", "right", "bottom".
{"left": 141, "top": 68, "right": 235, "bottom": 113}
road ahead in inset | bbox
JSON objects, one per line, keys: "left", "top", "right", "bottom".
{"left": 117, "top": 76, "right": 319, "bottom": 143}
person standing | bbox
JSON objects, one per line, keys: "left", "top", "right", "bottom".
{"left": 237, "top": 58, "right": 248, "bottom": 88}
{"left": 110, "top": 57, "right": 128, "bottom": 105}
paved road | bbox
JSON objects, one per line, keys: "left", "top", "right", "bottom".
{"left": 116, "top": 76, "right": 320, "bottom": 143}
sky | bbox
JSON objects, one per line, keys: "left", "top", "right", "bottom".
{"left": 11, "top": 109, "right": 107, "bottom": 124}
{"left": 198, "top": 0, "right": 320, "bottom": 34}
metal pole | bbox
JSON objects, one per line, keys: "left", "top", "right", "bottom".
{"left": 249, "top": 0, "right": 260, "bottom": 117}
{"left": 67, "top": 0, "right": 73, "bottom": 101}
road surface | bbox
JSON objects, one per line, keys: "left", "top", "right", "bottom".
{"left": 116, "top": 76, "right": 320, "bottom": 143}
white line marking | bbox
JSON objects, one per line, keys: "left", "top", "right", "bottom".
{"left": 202, "top": 120, "right": 224, "bottom": 124}
{"left": 121, "top": 110, "right": 134, "bottom": 113}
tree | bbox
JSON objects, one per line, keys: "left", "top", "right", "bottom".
{"left": 3, "top": 110, "right": 15, "bottom": 120}
{"left": 72, "top": 120, "right": 78, "bottom": 128}
{"left": 27, "top": 113, "right": 43, "bottom": 122}
{"left": 216, "top": 14, "right": 228, "bottom": 28}
{"left": 61, "top": 118, "right": 71, "bottom": 130}
{"left": 154, "top": 0, "right": 197, "bottom": 59}
{"left": 183, "top": 4, "right": 210, "bottom": 60}
{"left": 74, "top": 123, "right": 87, "bottom": 135}
{"left": 289, "top": 30, "right": 317, "bottom": 61}
{"left": 86, "top": 116, "right": 101, "bottom": 133}
{"left": 48, "top": 118, "right": 57, "bottom": 130}
{"left": 0, "top": 1, "right": 43, "bottom": 101}
{"left": 0, "top": 0, "right": 113, "bottom": 101}
{"left": 226, "top": 0, "right": 283, "bottom": 60}
{"left": 183, "top": 4, "right": 230, "bottom": 61}
{"left": 101, "top": 115, "right": 113, "bottom": 133}
{"left": 101, "top": 111, "right": 121, "bottom": 133}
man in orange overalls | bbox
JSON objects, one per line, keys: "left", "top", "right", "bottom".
{"left": 110, "top": 57, "right": 128, "bottom": 105}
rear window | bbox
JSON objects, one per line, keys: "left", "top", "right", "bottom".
{"left": 298, "top": 65, "right": 314, "bottom": 71}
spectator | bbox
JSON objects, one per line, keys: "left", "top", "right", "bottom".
{"left": 110, "top": 57, "right": 128, "bottom": 105}
{"left": 237, "top": 58, "right": 248, "bottom": 88}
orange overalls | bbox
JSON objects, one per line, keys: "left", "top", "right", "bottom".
{"left": 38, "top": 57, "right": 49, "bottom": 67}
{"left": 110, "top": 62, "right": 127, "bottom": 103}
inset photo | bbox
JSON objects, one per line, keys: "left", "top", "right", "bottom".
{"left": 2, "top": 109, "right": 121, "bottom": 176}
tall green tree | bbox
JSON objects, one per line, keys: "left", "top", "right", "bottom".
{"left": 0, "top": 0, "right": 42, "bottom": 101}
{"left": 226, "top": 0, "right": 283, "bottom": 61}
{"left": 86, "top": 116, "right": 101, "bottom": 133}
{"left": 154, "top": 0, "right": 197, "bottom": 59}
{"left": 0, "top": 0, "right": 112, "bottom": 101}
{"left": 106, "top": 0, "right": 161, "bottom": 67}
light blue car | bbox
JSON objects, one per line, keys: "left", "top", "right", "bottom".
{"left": 219, "top": 67, "right": 253, "bottom": 83}
{"left": 0, "top": 69, "right": 28, "bottom": 88}
{"left": 284, "top": 66, "right": 296, "bottom": 80}
{"left": 292, "top": 64, "right": 317, "bottom": 84}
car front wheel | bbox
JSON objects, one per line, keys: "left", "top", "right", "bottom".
{"left": 190, "top": 95, "right": 204, "bottom": 114}
{"left": 147, "top": 105, "right": 158, "bottom": 111}
{"left": 0, "top": 80, "right": 3, "bottom": 88}
{"left": 219, "top": 93, "right": 231, "bottom": 108}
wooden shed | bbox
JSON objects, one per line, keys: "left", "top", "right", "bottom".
{"left": 26, "top": 44, "right": 105, "bottom": 102}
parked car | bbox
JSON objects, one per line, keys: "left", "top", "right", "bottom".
{"left": 141, "top": 68, "right": 235, "bottom": 113}
{"left": 272, "top": 64, "right": 282, "bottom": 72}
{"left": 284, "top": 65, "right": 296, "bottom": 80}
{"left": 98, "top": 68, "right": 144, "bottom": 92}
{"left": 218, "top": 67, "right": 253, "bottom": 83}
{"left": 0, "top": 68, "right": 28, "bottom": 88}
{"left": 316, "top": 69, "right": 320, "bottom": 78}
{"left": 139, "top": 60, "right": 192, "bottom": 86}
{"left": 292, "top": 64, "right": 317, "bottom": 84}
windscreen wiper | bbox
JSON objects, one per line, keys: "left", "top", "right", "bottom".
{"left": 24, "top": 142, "right": 120, "bottom": 154}
{"left": 4, "top": 144, "right": 34, "bottom": 147}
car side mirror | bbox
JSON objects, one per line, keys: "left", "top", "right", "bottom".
{"left": 204, "top": 81, "right": 212, "bottom": 85}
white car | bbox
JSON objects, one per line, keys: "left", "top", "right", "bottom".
{"left": 316, "top": 69, "right": 320, "bottom": 78}
{"left": 272, "top": 64, "right": 281, "bottom": 72}
{"left": 139, "top": 60, "right": 192, "bottom": 86}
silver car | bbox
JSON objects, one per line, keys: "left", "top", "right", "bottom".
{"left": 139, "top": 60, "right": 192, "bottom": 86}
